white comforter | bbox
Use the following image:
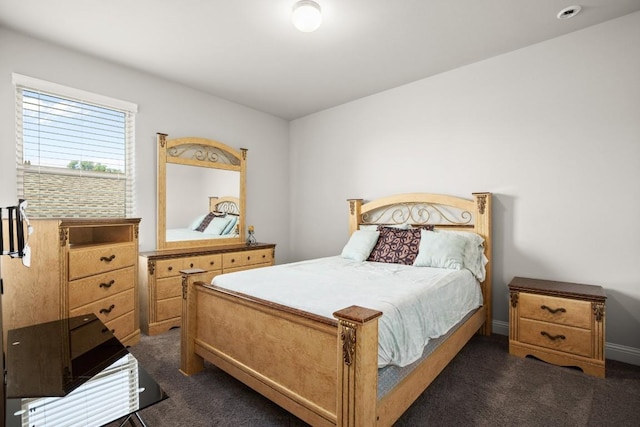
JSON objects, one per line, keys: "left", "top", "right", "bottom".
{"left": 211, "top": 256, "right": 482, "bottom": 368}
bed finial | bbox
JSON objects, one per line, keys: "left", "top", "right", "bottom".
{"left": 157, "top": 132, "right": 168, "bottom": 148}
{"left": 347, "top": 199, "right": 363, "bottom": 235}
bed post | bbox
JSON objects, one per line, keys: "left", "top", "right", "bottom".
{"left": 347, "top": 199, "right": 363, "bottom": 236}
{"left": 180, "top": 269, "right": 206, "bottom": 376}
{"left": 333, "top": 305, "right": 383, "bottom": 427}
{"left": 472, "top": 192, "right": 492, "bottom": 336}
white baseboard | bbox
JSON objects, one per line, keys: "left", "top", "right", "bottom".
{"left": 490, "top": 320, "right": 640, "bottom": 366}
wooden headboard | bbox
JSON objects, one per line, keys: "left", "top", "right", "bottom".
{"left": 347, "top": 192, "right": 492, "bottom": 335}
{"left": 209, "top": 196, "right": 240, "bottom": 215}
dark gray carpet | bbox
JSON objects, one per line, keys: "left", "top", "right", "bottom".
{"left": 117, "top": 329, "right": 640, "bottom": 426}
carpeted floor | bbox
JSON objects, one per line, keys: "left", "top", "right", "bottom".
{"left": 117, "top": 329, "right": 640, "bottom": 427}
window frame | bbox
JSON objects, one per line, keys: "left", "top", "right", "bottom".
{"left": 12, "top": 73, "right": 138, "bottom": 218}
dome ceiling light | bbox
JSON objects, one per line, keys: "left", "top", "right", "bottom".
{"left": 292, "top": 0, "right": 322, "bottom": 32}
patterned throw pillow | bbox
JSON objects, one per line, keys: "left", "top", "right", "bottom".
{"left": 367, "top": 227, "right": 423, "bottom": 265}
{"left": 195, "top": 211, "right": 225, "bottom": 232}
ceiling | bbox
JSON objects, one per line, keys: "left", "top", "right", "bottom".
{"left": 1, "top": 0, "right": 639, "bottom": 120}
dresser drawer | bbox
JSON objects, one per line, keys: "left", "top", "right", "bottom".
{"left": 69, "top": 288, "right": 135, "bottom": 325}
{"left": 519, "top": 293, "right": 591, "bottom": 329}
{"left": 104, "top": 310, "right": 136, "bottom": 342}
{"left": 68, "top": 266, "right": 135, "bottom": 309}
{"left": 155, "top": 258, "right": 189, "bottom": 279}
{"left": 518, "top": 318, "right": 592, "bottom": 358}
{"left": 157, "top": 297, "right": 181, "bottom": 322}
{"left": 157, "top": 276, "right": 182, "bottom": 300}
{"left": 190, "top": 253, "right": 222, "bottom": 271}
{"left": 68, "top": 243, "right": 136, "bottom": 280}
{"left": 223, "top": 248, "right": 273, "bottom": 270}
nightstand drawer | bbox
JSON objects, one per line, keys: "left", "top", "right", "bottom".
{"left": 519, "top": 318, "right": 592, "bottom": 357}
{"left": 519, "top": 293, "right": 591, "bottom": 329}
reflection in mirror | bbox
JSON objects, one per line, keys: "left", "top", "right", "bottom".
{"left": 156, "top": 133, "right": 246, "bottom": 250}
{"left": 165, "top": 164, "right": 240, "bottom": 242}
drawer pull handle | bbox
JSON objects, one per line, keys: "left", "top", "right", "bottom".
{"left": 100, "top": 304, "right": 115, "bottom": 314}
{"left": 540, "top": 331, "right": 566, "bottom": 341}
{"left": 210, "top": 261, "right": 215, "bottom": 265}
{"left": 100, "top": 254, "right": 116, "bottom": 262}
{"left": 168, "top": 266, "right": 173, "bottom": 271}
{"left": 262, "top": 254, "right": 266, "bottom": 258}
{"left": 247, "top": 256, "right": 251, "bottom": 260}
{"left": 231, "top": 258, "right": 235, "bottom": 263}
{"left": 100, "top": 280, "right": 115, "bottom": 289}
{"left": 540, "top": 305, "right": 566, "bottom": 314}
{"left": 102, "top": 327, "right": 115, "bottom": 334}
{"left": 190, "top": 263, "right": 194, "bottom": 268}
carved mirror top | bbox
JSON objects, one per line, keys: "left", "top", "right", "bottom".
{"left": 157, "top": 133, "right": 247, "bottom": 251}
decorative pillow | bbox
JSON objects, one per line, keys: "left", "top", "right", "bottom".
{"left": 341, "top": 230, "right": 380, "bottom": 261}
{"left": 203, "top": 215, "right": 233, "bottom": 235}
{"left": 195, "top": 212, "right": 225, "bottom": 232}
{"left": 221, "top": 214, "right": 239, "bottom": 235}
{"left": 413, "top": 229, "right": 467, "bottom": 269}
{"left": 367, "top": 227, "right": 422, "bottom": 265}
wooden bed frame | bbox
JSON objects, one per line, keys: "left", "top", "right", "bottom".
{"left": 180, "top": 192, "right": 492, "bottom": 426}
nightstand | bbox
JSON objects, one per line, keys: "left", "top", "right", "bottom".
{"left": 508, "top": 276, "right": 606, "bottom": 377}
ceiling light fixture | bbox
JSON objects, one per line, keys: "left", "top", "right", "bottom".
{"left": 557, "top": 5, "right": 582, "bottom": 20}
{"left": 292, "top": 0, "right": 322, "bottom": 32}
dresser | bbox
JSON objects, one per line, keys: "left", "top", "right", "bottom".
{"left": 508, "top": 276, "right": 606, "bottom": 377}
{"left": 1, "top": 218, "right": 141, "bottom": 347}
{"left": 139, "top": 242, "right": 275, "bottom": 335}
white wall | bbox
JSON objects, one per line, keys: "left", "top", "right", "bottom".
{"left": 0, "top": 27, "right": 292, "bottom": 261}
{"left": 290, "top": 12, "right": 640, "bottom": 359}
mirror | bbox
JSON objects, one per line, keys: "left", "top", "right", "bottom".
{"left": 156, "top": 133, "right": 246, "bottom": 250}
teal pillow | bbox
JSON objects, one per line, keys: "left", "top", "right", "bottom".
{"left": 341, "top": 230, "right": 380, "bottom": 261}
{"left": 413, "top": 230, "right": 467, "bottom": 269}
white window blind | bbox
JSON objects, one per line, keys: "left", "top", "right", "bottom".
{"left": 14, "top": 354, "right": 140, "bottom": 427}
{"left": 13, "top": 73, "right": 137, "bottom": 218}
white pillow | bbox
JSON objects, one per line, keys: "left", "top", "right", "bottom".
{"left": 413, "top": 229, "right": 467, "bottom": 270}
{"left": 341, "top": 230, "right": 380, "bottom": 261}
{"left": 188, "top": 214, "right": 207, "bottom": 230}
{"left": 439, "top": 230, "right": 487, "bottom": 281}
{"left": 203, "top": 215, "right": 233, "bottom": 235}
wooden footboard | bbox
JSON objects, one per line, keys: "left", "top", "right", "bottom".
{"left": 181, "top": 274, "right": 384, "bottom": 426}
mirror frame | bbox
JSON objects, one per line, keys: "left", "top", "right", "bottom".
{"left": 156, "top": 133, "right": 247, "bottom": 250}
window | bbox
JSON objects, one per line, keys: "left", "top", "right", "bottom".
{"left": 13, "top": 73, "right": 137, "bottom": 218}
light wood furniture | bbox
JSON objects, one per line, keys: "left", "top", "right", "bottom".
{"left": 509, "top": 276, "right": 606, "bottom": 378}
{"left": 181, "top": 192, "right": 492, "bottom": 427}
{"left": 139, "top": 243, "right": 275, "bottom": 336}
{"left": 157, "top": 133, "right": 247, "bottom": 251}
{"left": 1, "top": 218, "right": 141, "bottom": 347}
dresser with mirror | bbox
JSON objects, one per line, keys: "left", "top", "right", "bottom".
{"left": 138, "top": 133, "right": 275, "bottom": 336}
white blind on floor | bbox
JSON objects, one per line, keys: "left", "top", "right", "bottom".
{"left": 14, "top": 354, "right": 140, "bottom": 427}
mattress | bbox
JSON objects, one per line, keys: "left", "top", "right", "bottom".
{"left": 210, "top": 256, "right": 482, "bottom": 368}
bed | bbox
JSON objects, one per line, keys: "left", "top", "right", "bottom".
{"left": 180, "top": 192, "right": 492, "bottom": 426}
{"left": 165, "top": 196, "right": 240, "bottom": 242}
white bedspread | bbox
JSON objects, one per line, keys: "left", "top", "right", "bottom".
{"left": 211, "top": 256, "right": 482, "bottom": 368}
